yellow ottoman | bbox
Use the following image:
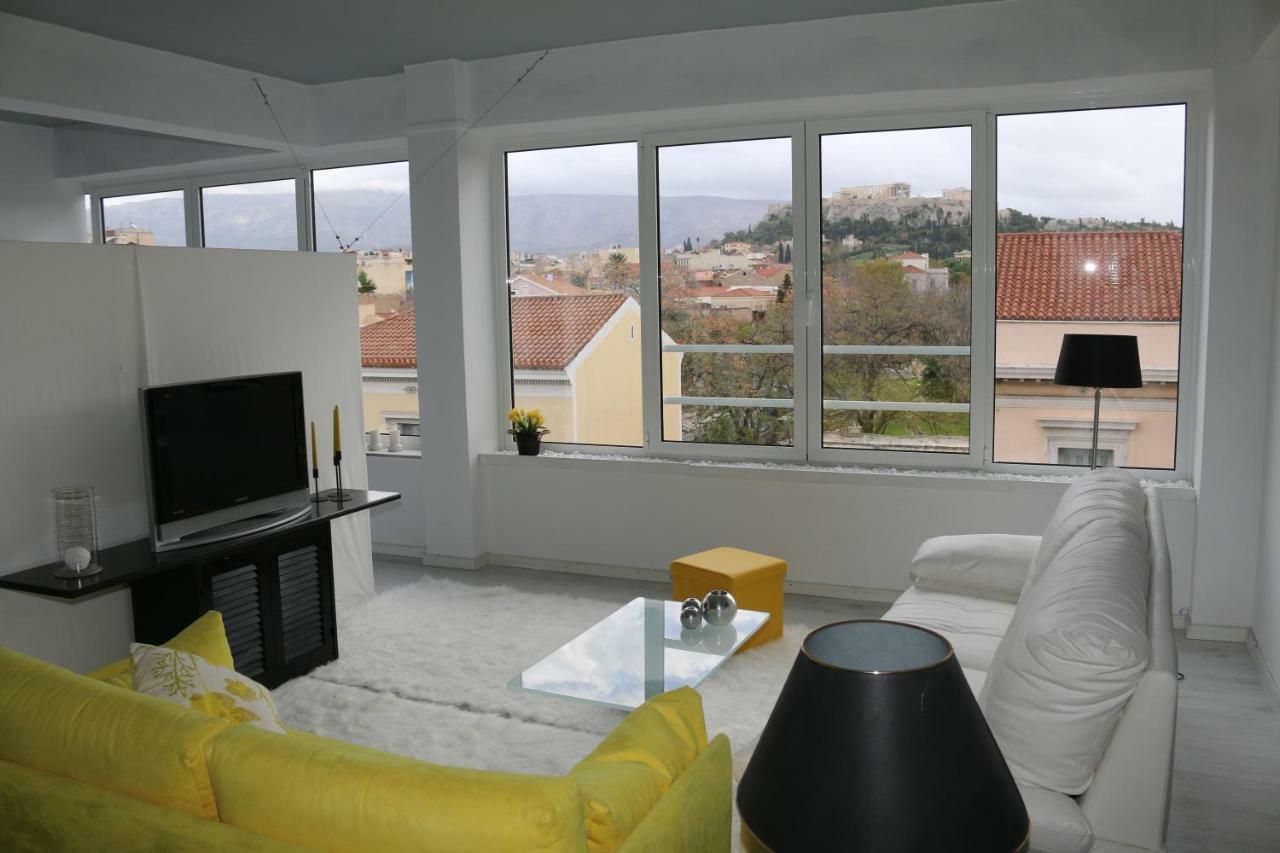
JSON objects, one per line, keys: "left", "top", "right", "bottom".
{"left": 671, "top": 547, "right": 786, "bottom": 649}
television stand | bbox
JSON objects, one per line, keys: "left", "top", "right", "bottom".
{"left": 171, "top": 503, "right": 312, "bottom": 549}
{"left": 0, "top": 490, "right": 398, "bottom": 688}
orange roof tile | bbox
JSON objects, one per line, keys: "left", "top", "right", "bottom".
{"left": 361, "top": 293, "right": 631, "bottom": 371}
{"left": 510, "top": 293, "right": 630, "bottom": 369}
{"left": 996, "top": 231, "right": 1182, "bottom": 322}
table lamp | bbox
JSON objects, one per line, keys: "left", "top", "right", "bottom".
{"left": 737, "top": 620, "right": 1028, "bottom": 852}
{"left": 1052, "top": 333, "right": 1143, "bottom": 469}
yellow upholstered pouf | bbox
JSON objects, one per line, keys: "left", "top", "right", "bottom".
{"left": 671, "top": 547, "right": 786, "bottom": 649}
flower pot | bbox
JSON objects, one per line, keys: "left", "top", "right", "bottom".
{"left": 515, "top": 434, "right": 542, "bottom": 456}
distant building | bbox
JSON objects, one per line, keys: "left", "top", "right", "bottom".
{"left": 359, "top": 294, "right": 684, "bottom": 445}
{"left": 507, "top": 273, "right": 590, "bottom": 297}
{"left": 994, "top": 230, "right": 1182, "bottom": 467}
{"left": 104, "top": 226, "right": 156, "bottom": 245}
{"left": 674, "top": 250, "right": 753, "bottom": 272}
{"left": 953, "top": 249, "right": 972, "bottom": 260}
{"left": 833, "top": 182, "right": 911, "bottom": 202}
{"left": 721, "top": 241, "right": 753, "bottom": 255}
{"left": 942, "top": 187, "right": 972, "bottom": 203}
{"left": 841, "top": 235, "right": 864, "bottom": 250}
{"left": 890, "top": 251, "right": 951, "bottom": 293}
{"left": 356, "top": 249, "right": 413, "bottom": 296}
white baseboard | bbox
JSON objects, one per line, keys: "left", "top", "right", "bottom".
{"left": 1185, "top": 623, "right": 1250, "bottom": 642}
{"left": 485, "top": 553, "right": 904, "bottom": 603}
{"left": 372, "top": 543, "right": 427, "bottom": 560}
{"left": 1246, "top": 629, "right": 1280, "bottom": 699}
{"left": 422, "top": 552, "right": 487, "bottom": 571}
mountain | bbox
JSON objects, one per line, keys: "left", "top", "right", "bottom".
{"left": 508, "top": 194, "right": 781, "bottom": 254}
{"left": 100, "top": 190, "right": 781, "bottom": 254}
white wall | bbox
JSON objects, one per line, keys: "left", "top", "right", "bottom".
{"left": 1251, "top": 16, "right": 1280, "bottom": 690}
{"left": 482, "top": 455, "right": 1198, "bottom": 611}
{"left": 0, "top": 121, "right": 86, "bottom": 242}
{"left": 0, "top": 241, "right": 370, "bottom": 672}
{"left": 367, "top": 455, "right": 427, "bottom": 556}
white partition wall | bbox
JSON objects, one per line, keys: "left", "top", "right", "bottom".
{"left": 0, "top": 240, "right": 370, "bottom": 672}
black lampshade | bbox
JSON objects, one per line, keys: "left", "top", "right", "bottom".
{"left": 1053, "top": 333, "right": 1143, "bottom": 389}
{"left": 737, "top": 620, "right": 1028, "bottom": 853}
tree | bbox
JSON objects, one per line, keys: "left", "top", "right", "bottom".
{"left": 683, "top": 237, "right": 694, "bottom": 253}
{"left": 783, "top": 244, "right": 792, "bottom": 264}
{"left": 777, "top": 242, "right": 785, "bottom": 263}
{"left": 603, "top": 251, "right": 636, "bottom": 296}
{"left": 356, "top": 269, "right": 377, "bottom": 294}
{"left": 776, "top": 273, "right": 793, "bottom": 304}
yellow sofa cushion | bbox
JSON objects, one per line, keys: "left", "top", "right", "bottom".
{"left": 0, "top": 759, "right": 307, "bottom": 852}
{"left": 207, "top": 724, "right": 588, "bottom": 852}
{"left": 88, "top": 610, "right": 235, "bottom": 689}
{"left": 618, "top": 734, "right": 732, "bottom": 853}
{"left": 0, "top": 646, "right": 229, "bottom": 820}
{"left": 130, "top": 643, "right": 286, "bottom": 733}
{"left": 569, "top": 687, "right": 710, "bottom": 852}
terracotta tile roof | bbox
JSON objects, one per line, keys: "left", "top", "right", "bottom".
{"left": 996, "top": 230, "right": 1182, "bottom": 321}
{"left": 361, "top": 292, "right": 631, "bottom": 371}
{"left": 510, "top": 293, "right": 629, "bottom": 370}
{"left": 359, "top": 310, "right": 417, "bottom": 368}
{"left": 684, "top": 286, "right": 774, "bottom": 299}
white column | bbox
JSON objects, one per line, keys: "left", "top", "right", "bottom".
{"left": 1189, "top": 17, "right": 1280, "bottom": 638}
{"left": 406, "top": 60, "right": 501, "bottom": 568}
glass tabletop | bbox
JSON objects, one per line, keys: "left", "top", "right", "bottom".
{"left": 508, "top": 597, "right": 770, "bottom": 710}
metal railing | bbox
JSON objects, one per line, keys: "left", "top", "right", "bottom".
{"left": 660, "top": 342, "right": 970, "bottom": 412}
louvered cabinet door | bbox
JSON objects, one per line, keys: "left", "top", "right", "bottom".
{"left": 276, "top": 542, "right": 334, "bottom": 672}
{"left": 209, "top": 562, "right": 267, "bottom": 680}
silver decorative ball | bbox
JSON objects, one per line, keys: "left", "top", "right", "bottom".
{"left": 702, "top": 589, "right": 737, "bottom": 626}
{"left": 63, "top": 546, "right": 92, "bottom": 572}
{"left": 680, "top": 603, "right": 704, "bottom": 630}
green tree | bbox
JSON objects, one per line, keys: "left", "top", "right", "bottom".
{"left": 603, "top": 251, "right": 637, "bottom": 296}
{"left": 356, "top": 269, "right": 377, "bottom": 294}
{"left": 783, "top": 244, "right": 792, "bottom": 264}
{"left": 683, "top": 237, "right": 694, "bottom": 252}
{"left": 777, "top": 242, "right": 785, "bottom": 263}
{"left": 776, "top": 273, "right": 793, "bottom": 304}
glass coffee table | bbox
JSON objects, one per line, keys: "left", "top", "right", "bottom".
{"left": 509, "top": 597, "right": 770, "bottom": 710}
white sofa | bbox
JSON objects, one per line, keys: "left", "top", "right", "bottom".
{"left": 883, "top": 468, "right": 1177, "bottom": 853}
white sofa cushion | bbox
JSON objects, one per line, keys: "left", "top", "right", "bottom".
{"left": 910, "top": 533, "right": 1041, "bottom": 603}
{"left": 1019, "top": 783, "right": 1094, "bottom": 853}
{"left": 982, "top": 519, "right": 1151, "bottom": 795}
{"left": 1027, "top": 469, "right": 1147, "bottom": 594}
{"left": 881, "top": 585, "right": 1017, "bottom": 672}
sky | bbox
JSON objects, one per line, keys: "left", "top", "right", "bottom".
{"left": 502, "top": 104, "right": 1187, "bottom": 225}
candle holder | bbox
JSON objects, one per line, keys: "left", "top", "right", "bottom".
{"left": 310, "top": 465, "right": 328, "bottom": 504}
{"left": 323, "top": 451, "right": 354, "bottom": 503}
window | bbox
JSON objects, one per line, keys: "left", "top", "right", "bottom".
{"left": 200, "top": 178, "right": 299, "bottom": 250}
{"left": 656, "top": 136, "right": 797, "bottom": 447}
{"left": 818, "top": 126, "right": 972, "bottom": 454}
{"left": 1057, "top": 447, "right": 1115, "bottom": 468}
{"left": 993, "top": 105, "right": 1186, "bottom": 470}
{"left": 503, "top": 142, "right": 643, "bottom": 447}
{"left": 101, "top": 189, "right": 186, "bottom": 246}
{"left": 312, "top": 162, "right": 414, "bottom": 438}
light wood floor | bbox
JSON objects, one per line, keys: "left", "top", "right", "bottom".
{"left": 372, "top": 558, "right": 1280, "bottom": 852}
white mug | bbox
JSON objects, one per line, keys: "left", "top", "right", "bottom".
{"left": 366, "top": 429, "right": 382, "bottom": 451}
{"left": 387, "top": 426, "right": 403, "bottom": 452}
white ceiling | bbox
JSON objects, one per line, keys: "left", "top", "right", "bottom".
{"left": 0, "top": 0, "right": 987, "bottom": 84}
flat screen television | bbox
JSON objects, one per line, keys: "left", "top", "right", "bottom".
{"left": 141, "top": 372, "right": 310, "bottom": 550}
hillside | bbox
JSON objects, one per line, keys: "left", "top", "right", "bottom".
{"left": 100, "top": 190, "right": 782, "bottom": 254}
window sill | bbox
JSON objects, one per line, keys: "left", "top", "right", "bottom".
{"left": 366, "top": 449, "right": 422, "bottom": 459}
{"left": 478, "top": 450, "right": 1196, "bottom": 499}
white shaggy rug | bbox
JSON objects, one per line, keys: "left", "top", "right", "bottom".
{"left": 274, "top": 572, "right": 883, "bottom": 776}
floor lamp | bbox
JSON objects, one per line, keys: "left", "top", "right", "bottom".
{"left": 1052, "top": 333, "right": 1143, "bottom": 469}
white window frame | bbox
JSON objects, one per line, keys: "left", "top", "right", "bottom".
{"left": 194, "top": 168, "right": 311, "bottom": 251}
{"left": 93, "top": 179, "right": 193, "bottom": 247}
{"left": 641, "top": 123, "right": 809, "bottom": 462}
{"left": 804, "top": 111, "right": 989, "bottom": 470}
{"left": 488, "top": 86, "right": 1204, "bottom": 480}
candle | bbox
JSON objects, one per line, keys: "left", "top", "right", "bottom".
{"left": 332, "top": 405, "right": 341, "bottom": 455}
{"left": 310, "top": 421, "right": 319, "bottom": 470}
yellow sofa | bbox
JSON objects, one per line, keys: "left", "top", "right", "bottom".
{"left": 0, "top": 647, "right": 731, "bottom": 852}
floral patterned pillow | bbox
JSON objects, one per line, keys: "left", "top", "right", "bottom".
{"left": 129, "top": 643, "right": 285, "bottom": 733}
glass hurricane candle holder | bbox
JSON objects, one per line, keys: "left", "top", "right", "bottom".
{"left": 51, "top": 486, "right": 102, "bottom": 579}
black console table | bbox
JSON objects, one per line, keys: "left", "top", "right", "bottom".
{"left": 0, "top": 490, "right": 399, "bottom": 687}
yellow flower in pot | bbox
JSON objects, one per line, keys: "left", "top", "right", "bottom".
{"left": 506, "top": 407, "right": 550, "bottom": 456}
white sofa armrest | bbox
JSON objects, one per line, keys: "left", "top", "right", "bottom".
{"left": 910, "top": 534, "right": 1041, "bottom": 603}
